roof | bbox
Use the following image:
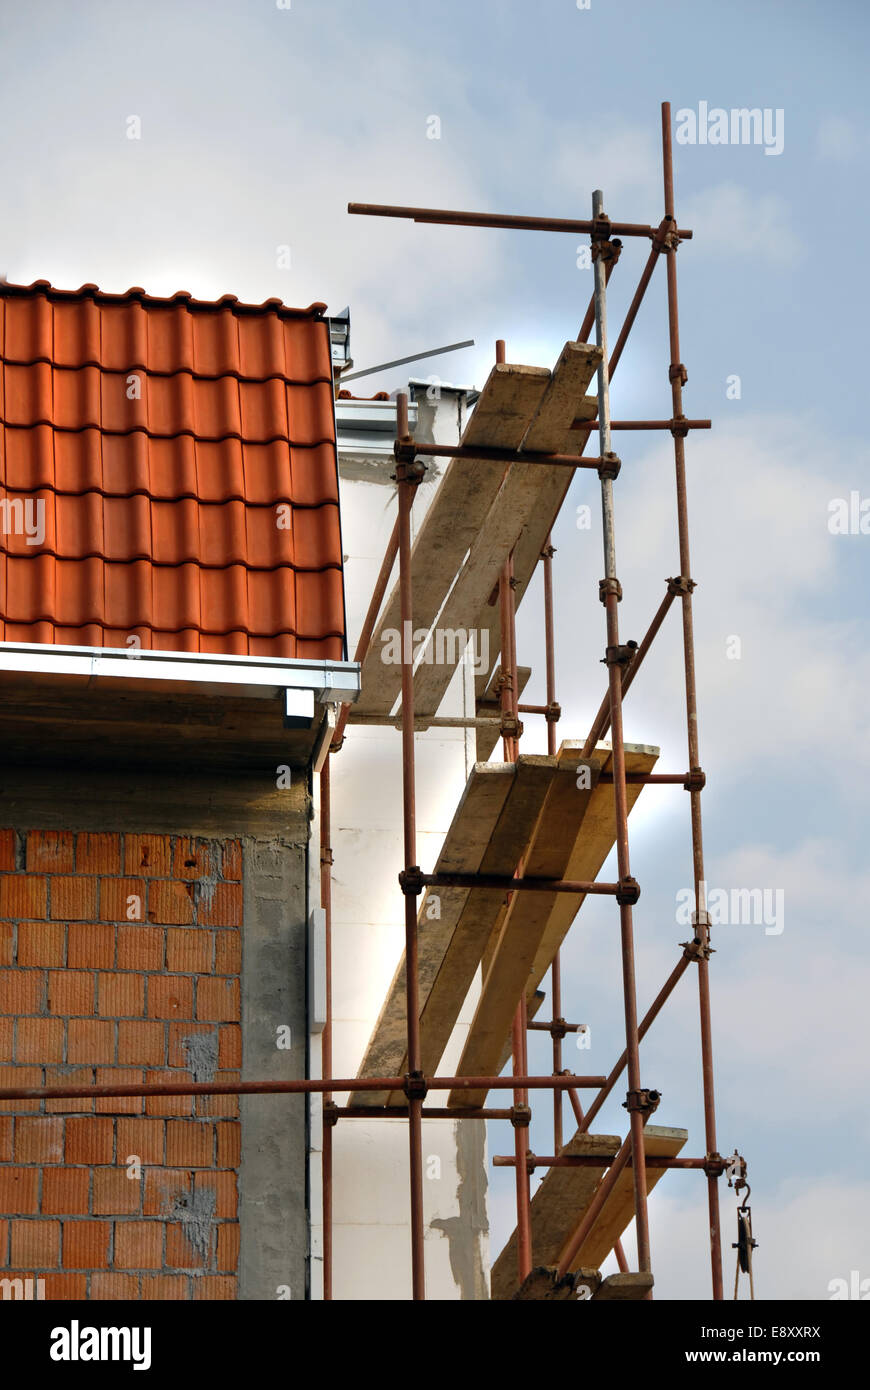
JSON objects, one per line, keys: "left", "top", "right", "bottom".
{"left": 0, "top": 280, "right": 346, "bottom": 661}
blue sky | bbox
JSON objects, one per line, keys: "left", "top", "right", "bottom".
{"left": 1, "top": 0, "right": 868, "bottom": 1300}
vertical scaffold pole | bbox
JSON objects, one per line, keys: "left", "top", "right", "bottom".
{"left": 591, "top": 187, "right": 651, "bottom": 1278}
{"left": 396, "top": 390, "right": 426, "bottom": 1300}
{"left": 660, "top": 101, "right": 724, "bottom": 1301}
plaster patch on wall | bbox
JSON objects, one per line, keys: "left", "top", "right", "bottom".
{"left": 430, "top": 1119, "right": 489, "bottom": 1300}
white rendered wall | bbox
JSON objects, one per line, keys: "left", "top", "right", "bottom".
{"left": 309, "top": 395, "right": 490, "bottom": 1300}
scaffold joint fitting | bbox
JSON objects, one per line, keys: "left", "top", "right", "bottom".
{"left": 499, "top": 714, "right": 524, "bottom": 741}
{"left": 684, "top": 767, "right": 706, "bottom": 792}
{"left": 681, "top": 937, "right": 715, "bottom": 963}
{"left": 320, "top": 848, "right": 334, "bottom": 867}
{"left": 704, "top": 1151, "right": 727, "bottom": 1178}
{"left": 623, "top": 1087, "right": 661, "bottom": 1116}
{"left": 398, "top": 865, "right": 425, "bottom": 896}
{"left": 544, "top": 701, "right": 561, "bottom": 724}
{"left": 403, "top": 1070, "right": 428, "bottom": 1102}
{"left": 602, "top": 641, "right": 637, "bottom": 669}
{"left": 392, "top": 441, "right": 427, "bottom": 483}
{"left": 616, "top": 875, "right": 641, "bottom": 905}
{"left": 549, "top": 1018, "right": 569, "bottom": 1041}
{"left": 669, "top": 362, "right": 688, "bottom": 387}
{"left": 667, "top": 574, "right": 696, "bottom": 596}
{"left": 323, "top": 1100, "right": 339, "bottom": 1128}
{"left": 597, "top": 451, "right": 621, "bottom": 481}
{"left": 510, "top": 1103, "right": 532, "bottom": 1129}
{"left": 599, "top": 577, "right": 623, "bottom": 604}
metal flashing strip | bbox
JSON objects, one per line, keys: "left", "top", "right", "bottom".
{"left": 0, "top": 641, "right": 361, "bottom": 704}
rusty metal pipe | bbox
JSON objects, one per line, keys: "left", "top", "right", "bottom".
{"left": 0, "top": 1073, "right": 609, "bottom": 1103}
{"left": 348, "top": 202, "right": 692, "bottom": 240}
{"left": 661, "top": 99, "right": 723, "bottom": 1300}
{"left": 494, "top": 1155, "right": 722, "bottom": 1170}
{"left": 396, "top": 390, "right": 426, "bottom": 1301}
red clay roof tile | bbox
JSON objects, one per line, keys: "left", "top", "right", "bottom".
{"left": 0, "top": 281, "right": 345, "bottom": 659}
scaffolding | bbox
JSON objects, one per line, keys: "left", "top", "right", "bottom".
{"left": 0, "top": 100, "right": 738, "bottom": 1303}
{"left": 324, "top": 99, "right": 731, "bottom": 1301}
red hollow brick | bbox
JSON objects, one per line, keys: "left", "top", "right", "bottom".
{"left": 67, "top": 1019, "right": 115, "bottom": 1065}
{"left": 218, "top": 1025, "right": 241, "bottom": 1069}
{"left": 165, "top": 928, "right": 211, "bottom": 974}
{"left": 68, "top": 922, "right": 114, "bottom": 969}
{"left": 93, "top": 1166, "right": 142, "bottom": 1216}
{"left": 0, "top": 1166, "right": 39, "bottom": 1213}
{"left": 63, "top": 1219, "right": 110, "bottom": 1270}
{"left": 114, "top": 1220, "right": 163, "bottom": 1270}
{"left": 0, "top": 968, "right": 44, "bottom": 1014}
{"left": 0, "top": 922, "right": 11, "bottom": 966}
{"left": 42, "top": 1271, "right": 88, "bottom": 1299}
{"left": 0, "top": 1064, "right": 42, "bottom": 1113}
{"left": 118, "top": 1020, "right": 165, "bottom": 1066}
{"left": 221, "top": 840, "right": 242, "bottom": 882}
{"left": 216, "top": 1222, "right": 240, "bottom": 1272}
{"left": 48, "top": 969, "right": 94, "bottom": 1016}
{"left": 147, "top": 880, "right": 194, "bottom": 926}
{"left": 14, "top": 1116, "right": 64, "bottom": 1164}
{"left": 193, "top": 1275, "right": 237, "bottom": 1299}
{"left": 145, "top": 1068, "right": 193, "bottom": 1117}
{"left": 42, "top": 1168, "right": 90, "bottom": 1215}
{"left": 166, "top": 1120, "right": 213, "bottom": 1168}
{"left": 168, "top": 1023, "right": 216, "bottom": 1070}
{"left": 45, "top": 1065, "right": 95, "bottom": 1115}
{"left": 196, "top": 977, "right": 240, "bottom": 1022}
{"left": 147, "top": 974, "right": 193, "bottom": 1019}
{"left": 100, "top": 879, "right": 146, "bottom": 924}
{"left": 214, "top": 931, "right": 241, "bottom": 975}
{"left": 0, "top": 874, "right": 48, "bottom": 920}
{"left": 116, "top": 925, "right": 163, "bottom": 971}
{"left": 124, "top": 835, "right": 171, "bottom": 878}
{"left": 0, "top": 829, "right": 15, "bottom": 872}
{"left": 91, "top": 1271, "right": 139, "bottom": 1299}
{"left": 17, "top": 920, "right": 65, "bottom": 967}
{"left": 141, "top": 1273, "right": 189, "bottom": 1299}
{"left": 195, "top": 1169, "right": 238, "bottom": 1219}
{"left": 96, "top": 1067, "right": 144, "bottom": 1116}
{"left": 215, "top": 1122, "right": 241, "bottom": 1169}
{"left": 16, "top": 1016, "right": 64, "bottom": 1063}
{"left": 50, "top": 876, "right": 97, "bottom": 921}
{"left": 173, "top": 837, "right": 216, "bottom": 881}
{"left": 26, "top": 830, "right": 74, "bottom": 874}
{"left": 117, "top": 1118, "right": 165, "bottom": 1166}
{"left": 65, "top": 1116, "right": 114, "bottom": 1165}
{"left": 143, "top": 1167, "right": 191, "bottom": 1217}
{"left": 0, "top": 1115, "right": 12, "bottom": 1161}
{"left": 0, "top": 1017, "right": 11, "bottom": 1061}
{"left": 98, "top": 971, "right": 145, "bottom": 1018}
{"left": 11, "top": 1218, "right": 61, "bottom": 1268}
{"left": 197, "top": 1071, "right": 239, "bottom": 1119}
{"left": 76, "top": 833, "right": 121, "bottom": 875}
{"left": 198, "top": 883, "right": 242, "bottom": 928}
{"left": 165, "top": 1220, "right": 208, "bottom": 1270}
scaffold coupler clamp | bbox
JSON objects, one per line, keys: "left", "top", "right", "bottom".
{"left": 549, "top": 1017, "right": 569, "bottom": 1041}
{"left": 616, "top": 876, "right": 641, "bottom": 905}
{"left": 597, "top": 451, "right": 621, "bottom": 481}
{"left": 666, "top": 574, "right": 696, "bottom": 596}
{"left": 703, "top": 1152, "right": 727, "bottom": 1178}
{"left": 523, "top": 1151, "right": 537, "bottom": 1175}
{"left": 398, "top": 865, "right": 425, "bottom": 896}
{"left": 602, "top": 642, "right": 637, "bottom": 669}
{"left": 510, "top": 1103, "right": 532, "bottom": 1129}
{"left": 680, "top": 935, "right": 715, "bottom": 963}
{"left": 653, "top": 216, "right": 681, "bottom": 255}
{"left": 499, "top": 713, "right": 524, "bottom": 741}
{"left": 323, "top": 1100, "right": 339, "bottom": 1128}
{"left": 392, "top": 441, "right": 427, "bottom": 484}
{"left": 725, "top": 1150, "right": 748, "bottom": 1193}
{"left": 598, "top": 576, "right": 623, "bottom": 604}
{"left": 403, "top": 1070, "right": 428, "bottom": 1102}
{"left": 623, "top": 1088, "right": 660, "bottom": 1116}
{"left": 544, "top": 701, "right": 561, "bottom": 725}
{"left": 668, "top": 361, "right": 688, "bottom": 387}
{"left": 684, "top": 767, "right": 706, "bottom": 792}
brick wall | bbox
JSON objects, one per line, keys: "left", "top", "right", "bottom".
{"left": 0, "top": 828, "right": 242, "bottom": 1300}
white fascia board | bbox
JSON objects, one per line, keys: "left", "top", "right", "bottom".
{"left": 0, "top": 642, "right": 361, "bottom": 705}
